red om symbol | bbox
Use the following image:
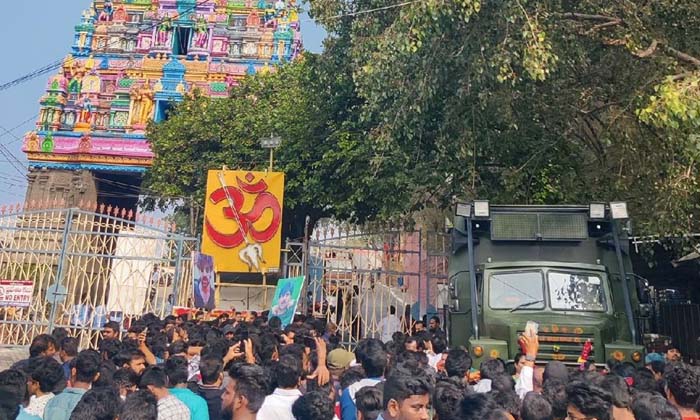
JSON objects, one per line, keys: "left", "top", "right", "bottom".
{"left": 204, "top": 175, "right": 282, "bottom": 249}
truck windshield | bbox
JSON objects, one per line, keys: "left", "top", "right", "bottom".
{"left": 489, "top": 271, "right": 545, "bottom": 310}
{"left": 548, "top": 271, "right": 606, "bottom": 311}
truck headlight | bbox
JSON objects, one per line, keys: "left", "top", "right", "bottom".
{"left": 473, "top": 346, "right": 484, "bottom": 357}
{"left": 632, "top": 351, "right": 642, "bottom": 363}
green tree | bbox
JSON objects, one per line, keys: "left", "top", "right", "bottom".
{"left": 306, "top": 0, "right": 700, "bottom": 240}
{"left": 145, "top": 0, "right": 700, "bottom": 249}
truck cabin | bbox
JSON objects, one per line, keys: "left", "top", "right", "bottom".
{"left": 448, "top": 202, "right": 645, "bottom": 367}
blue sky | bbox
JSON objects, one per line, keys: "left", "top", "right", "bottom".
{"left": 0, "top": 1, "right": 326, "bottom": 207}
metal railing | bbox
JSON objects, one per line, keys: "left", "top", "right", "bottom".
{"left": 0, "top": 202, "right": 197, "bottom": 348}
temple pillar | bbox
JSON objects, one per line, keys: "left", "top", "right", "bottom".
{"left": 25, "top": 169, "right": 99, "bottom": 208}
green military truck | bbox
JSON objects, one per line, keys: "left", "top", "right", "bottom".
{"left": 447, "top": 201, "right": 646, "bottom": 366}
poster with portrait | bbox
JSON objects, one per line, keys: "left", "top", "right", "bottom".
{"left": 192, "top": 252, "right": 216, "bottom": 310}
{"left": 269, "top": 276, "right": 304, "bottom": 328}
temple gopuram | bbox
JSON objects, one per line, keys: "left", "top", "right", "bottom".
{"left": 22, "top": 0, "right": 302, "bottom": 209}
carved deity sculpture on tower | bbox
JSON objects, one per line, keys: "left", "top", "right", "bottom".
{"left": 129, "top": 84, "right": 155, "bottom": 126}
{"left": 156, "top": 14, "right": 173, "bottom": 46}
{"left": 98, "top": 0, "right": 113, "bottom": 21}
{"left": 193, "top": 15, "right": 209, "bottom": 48}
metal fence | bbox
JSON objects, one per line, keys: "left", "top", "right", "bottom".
{"left": 284, "top": 222, "right": 450, "bottom": 347}
{"left": 657, "top": 303, "right": 700, "bottom": 362}
{"left": 0, "top": 202, "right": 197, "bottom": 349}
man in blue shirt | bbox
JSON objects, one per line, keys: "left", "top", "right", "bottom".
{"left": 340, "top": 339, "right": 387, "bottom": 420}
{"left": 43, "top": 350, "right": 101, "bottom": 420}
{"left": 165, "top": 356, "right": 209, "bottom": 420}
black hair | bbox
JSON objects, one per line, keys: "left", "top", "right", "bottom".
{"left": 431, "top": 335, "right": 448, "bottom": 355}
{"left": 433, "top": 380, "right": 467, "bottom": 420}
{"left": 74, "top": 350, "right": 101, "bottom": 383}
{"left": 99, "top": 339, "right": 123, "bottom": 361}
{"left": 404, "top": 336, "right": 419, "bottom": 346}
{"left": 382, "top": 373, "right": 432, "bottom": 409}
{"left": 542, "top": 379, "right": 568, "bottom": 420}
{"left": 480, "top": 358, "right": 505, "bottom": 380}
{"left": 521, "top": 391, "right": 553, "bottom": 420}
{"left": 168, "top": 340, "right": 188, "bottom": 355}
{"left": 612, "top": 363, "right": 636, "bottom": 380}
{"left": 268, "top": 316, "right": 282, "bottom": 330}
{"left": 492, "top": 390, "right": 521, "bottom": 420}
{"left": 491, "top": 374, "right": 516, "bottom": 393}
{"left": 93, "top": 362, "right": 117, "bottom": 389}
{"left": 52, "top": 328, "right": 69, "bottom": 349}
{"left": 199, "top": 356, "right": 223, "bottom": 385}
{"left": 649, "top": 360, "right": 666, "bottom": 376}
{"left": 599, "top": 374, "right": 631, "bottom": 408}
{"left": 27, "top": 356, "right": 65, "bottom": 393}
{"left": 114, "top": 349, "right": 146, "bottom": 368}
{"left": 445, "top": 349, "right": 472, "bottom": 378}
{"left": 355, "top": 339, "right": 387, "bottom": 378}
{"left": 356, "top": 386, "right": 383, "bottom": 420}
{"left": 392, "top": 331, "right": 406, "bottom": 345}
{"left": 29, "top": 334, "right": 57, "bottom": 358}
{"left": 120, "top": 389, "right": 158, "bottom": 420}
{"left": 543, "top": 361, "right": 569, "bottom": 384}
{"left": 228, "top": 364, "right": 270, "bottom": 413}
{"left": 201, "top": 339, "right": 229, "bottom": 361}
{"left": 566, "top": 381, "right": 613, "bottom": 420}
{"left": 632, "top": 392, "right": 681, "bottom": 420}
{"left": 164, "top": 356, "right": 189, "bottom": 386}
{"left": 664, "top": 364, "right": 700, "bottom": 408}
{"left": 459, "top": 393, "right": 501, "bottom": 419}
{"left": 340, "top": 365, "right": 366, "bottom": 390}
{"left": 633, "top": 367, "right": 657, "bottom": 393}
{"left": 140, "top": 366, "right": 168, "bottom": 388}
{"left": 0, "top": 369, "right": 28, "bottom": 419}
{"left": 104, "top": 321, "right": 120, "bottom": 333}
{"left": 69, "top": 387, "right": 122, "bottom": 420}
{"left": 606, "top": 358, "right": 621, "bottom": 372}
{"left": 292, "top": 390, "right": 335, "bottom": 420}
{"left": 113, "top": 368, "right": 139, "bottom": 389}
{"left": 258, "top": 333, "right": 279, "bottom": 363}
{"left": 61, "top": 337, "right": 79, "bottom": 358}
{"left": 274, "top": 354, "right": 303, "bottom": 389}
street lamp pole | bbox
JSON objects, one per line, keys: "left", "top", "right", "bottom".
{"left": 259, "top": 134, "right": 282, "bottom": 172}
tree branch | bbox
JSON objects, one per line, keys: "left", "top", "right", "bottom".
{"left": 633, "top": 40, "right": 658, "bottom": 58}
{"left": 665, "top": 46, "right": 700, "bottom": 68}
{"left": 556, "top": 12, "right": 622, "bottom": 23}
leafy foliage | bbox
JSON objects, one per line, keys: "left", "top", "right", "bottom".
{"left": 145, "top": 0, "right": 700, "bottom": 250}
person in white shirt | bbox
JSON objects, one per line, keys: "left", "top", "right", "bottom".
{"left": 257, "top": 354, "right": 303, "bottom": 420}
{"left": 221, "top": 364, "right": 270, "bottom": 420}
{"left": 515, "top": 334, "right": 539, "bottom": 399}
{"left": 377, "top": 306, "right": 401, "bottom": 343}
{"left": 25, "top": 357, "right": 64, "bottom": 419}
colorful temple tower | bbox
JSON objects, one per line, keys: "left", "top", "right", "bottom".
{"left": 22, "top": 0, "right": 302, "bottom": 209}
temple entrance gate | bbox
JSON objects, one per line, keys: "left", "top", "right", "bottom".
{"left": 0, "top": 203, "right": 197, "bottom": 349}
{"left": 283, "top": 222, "right": 450, "bottom": 347}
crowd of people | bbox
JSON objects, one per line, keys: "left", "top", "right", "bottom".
{"left": 0, "top": 310, "right": 698, "bottom": 420}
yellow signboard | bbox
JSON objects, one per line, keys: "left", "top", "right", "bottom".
{"left": 202, "top": 170, "right": 285, "bottom": 273}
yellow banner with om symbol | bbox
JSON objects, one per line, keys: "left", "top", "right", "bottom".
{"left": 201, "top": 170, "right": 285, "bottom": 274}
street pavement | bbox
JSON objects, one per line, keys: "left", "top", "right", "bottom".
{"left": 0, "top": 346, "right": 28, "bottom": 370}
